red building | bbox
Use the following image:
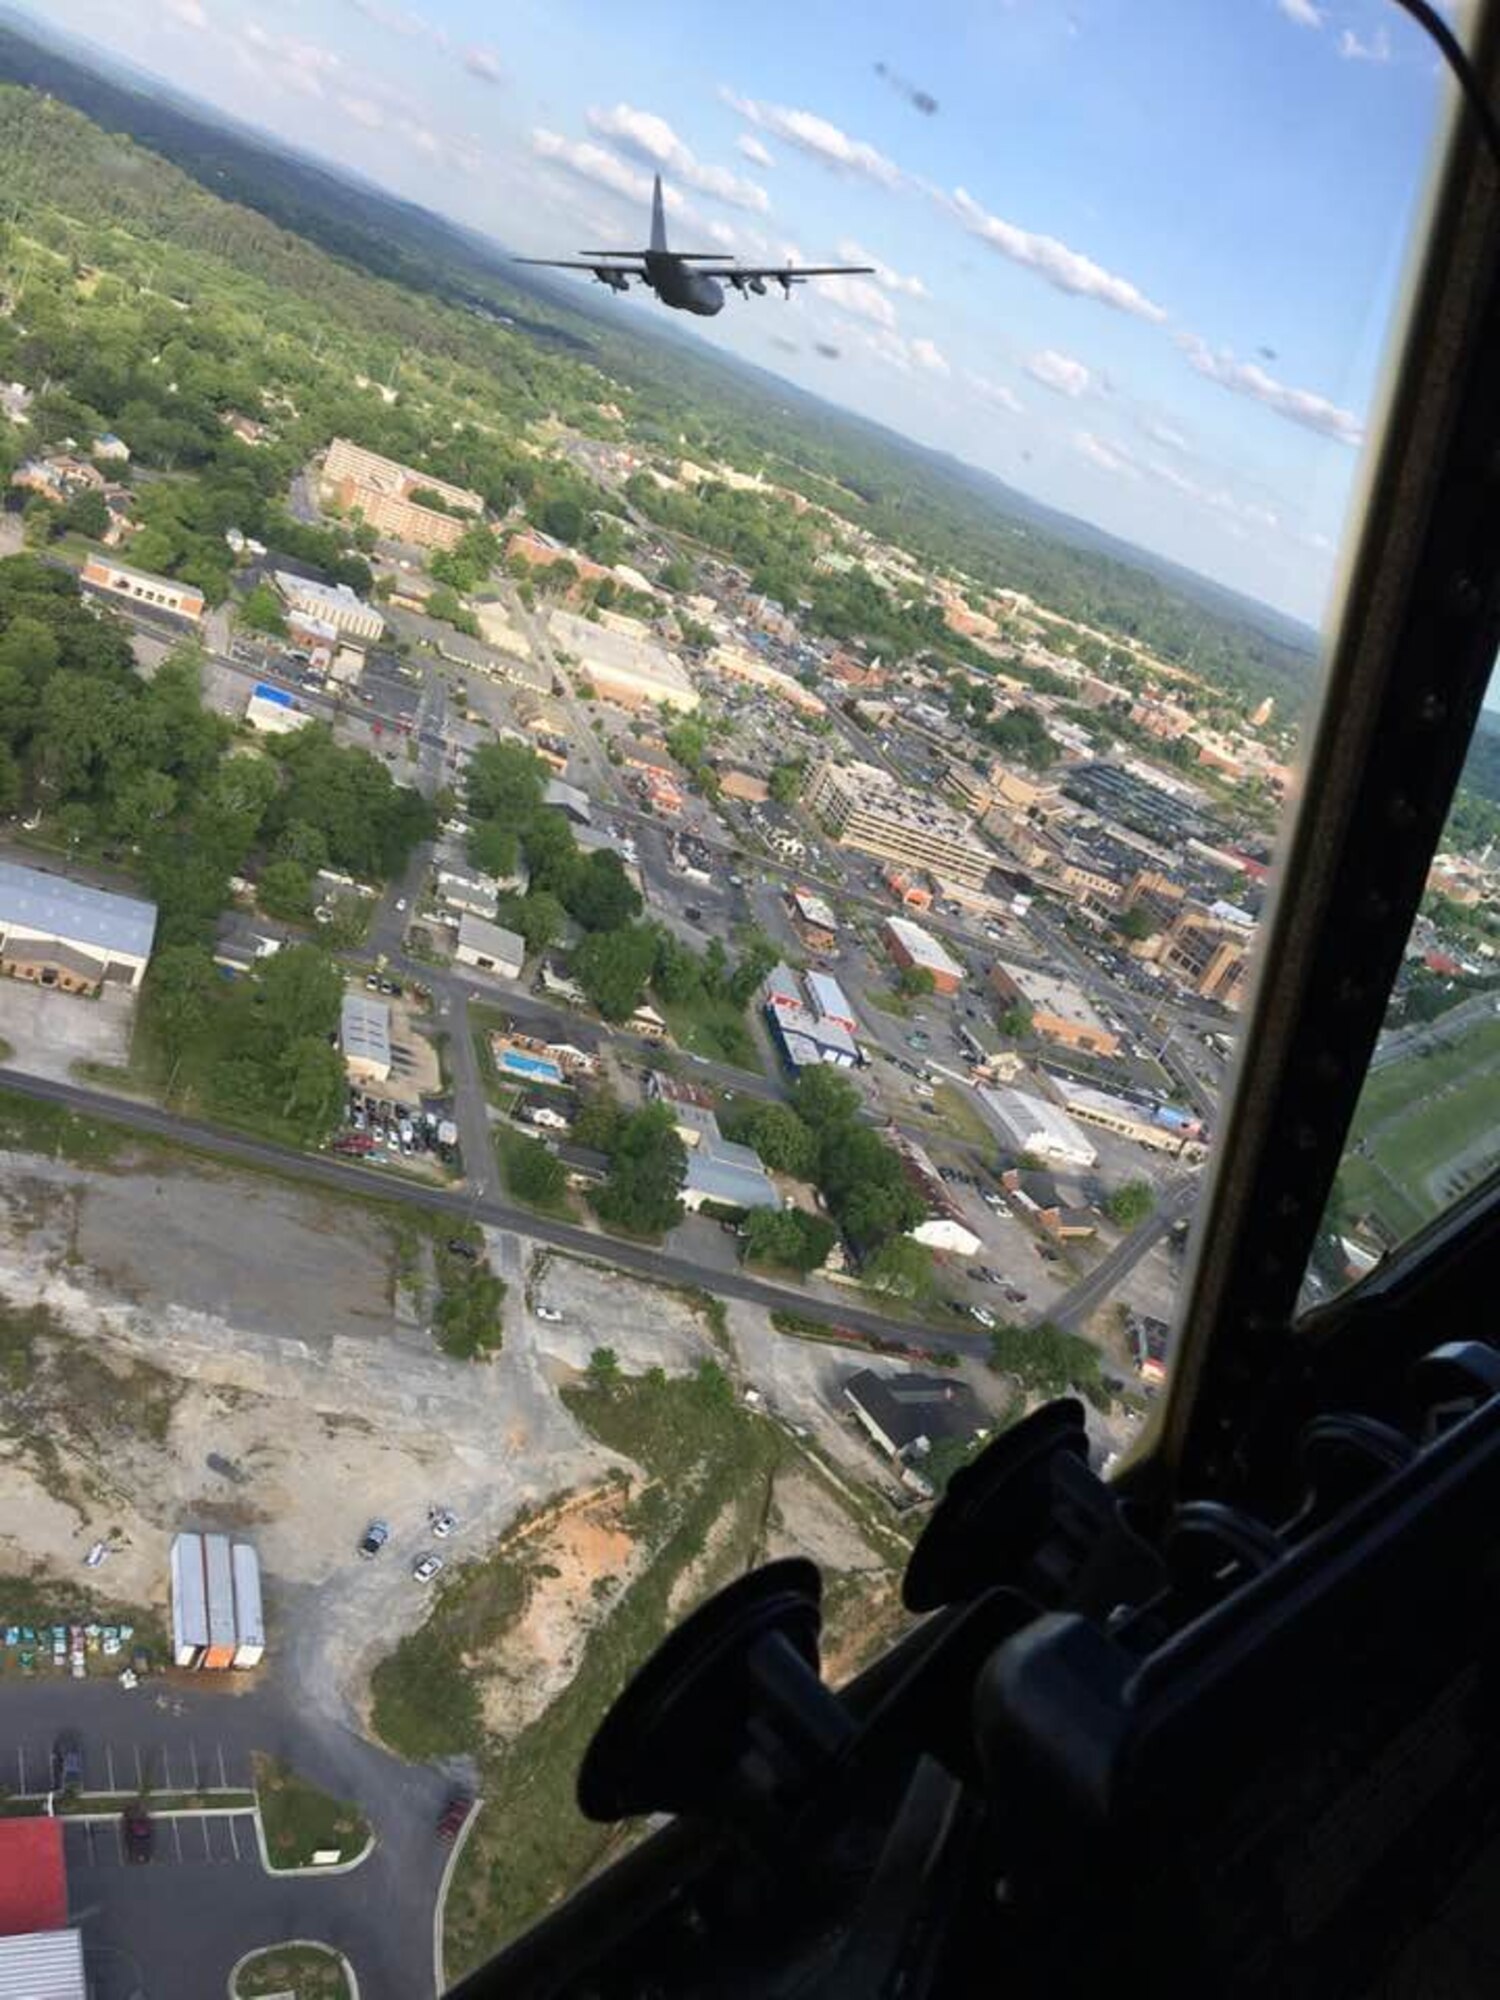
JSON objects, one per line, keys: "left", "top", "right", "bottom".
{"left": 0, "top": 1821, "right": 67, "bottom": 1936}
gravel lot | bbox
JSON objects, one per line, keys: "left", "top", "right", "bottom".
{"left": 0, "top": 981, "right": 134, "bottom": 1081}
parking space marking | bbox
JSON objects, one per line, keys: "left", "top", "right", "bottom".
{"left": 15, "top": 1747, "right": 24, "bottom": 1795}
{"left": 190, "top": 1741, "right": 200, "bottom": 1790}
{"left": 113, "top": 1817, "right": 125, "bottom": 1865}
{"left": 105, "top": 1743, "right": 116, "bottom": 1792}
{"left": 171, "top": 1818, "right": 183, "bottom": 1863}
{"left": 160, "top": 1747, "right": 172, "bottom": 1790}
{"left": 133, "top": 1744, "right": 143, "bottom": 1791}
{"left": 226, "top": 1813, "right": 240, "bottom": 1861}
{"left": 216, "top": 1743, "right": 228, "bottom": 1790}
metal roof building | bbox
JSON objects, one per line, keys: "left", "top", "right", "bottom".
{"left": 882, "top": 916, "right": 965, "bottom": 991}
{"left": 806, "top": 971, "right": 857, "bottom": 1032}
{"left": 682, "top": 1134, "right": 780, "bottom": 1213}
{"left": 340, "top": 992, "right": 392, "bottom": 1083}
{"left": 456, "top": 915, "right": 526, "bottom": 979}
{"left": 0, "top": 1822, "right": 67, "bottom": 1936}
{"left": 978, "top": 1085, "right": 1098, "bottom": 1170}
{"left": 0, "top": 1931, "right": 86, "bottom": 1998}
{"left": 0, "top": 860, "right": 157, "bottom": 993}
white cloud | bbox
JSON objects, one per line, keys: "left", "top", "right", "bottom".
{"left": 338, "top": 94, "right": 386, "bottom": 128}
{"left": 1177, "top": 332, "right": 1364, "bottom": 443}
{"left": 1144, "top": 455, "right": 1284, "bottom": 536}
{"left": 1074, "top": 431, "right": 1137, "bottom": 477}
{"left": 911, "top": 337, "right": 949, "bottom": 375}
{"left": 737, "top": 133, "right": 774, "bottom": 168}
{"left": 1338, "top": 26, "right": 1391, "bottom": 59}
{"left": 944, "top": 188, "right": 1167, "bottom": 321}
{"left": 1026, "top": 348, "right": 1092, "bottom": 397}
{"left": 399, "top": 118, "right": 442, "bottom": 158}
{"left": 722, "top": 90, "right": 902, "bottom": 188}
{"left": 967, "top": 372, "right": 1024, "bottom": 415}
{"left": 588, "top": 104, "right": 770, "bottom": 212}
{"left": 165, "top": 0, "right": 207, "bottom": 24}
{"left": 345, "top": 0, "right": 447, "bottom": 46}
{"left": 464, "top": 47, "right": 503, "bottom": 83}
{"left": 532, "top": 129, "right": 687, "bottom": 214}
{"left": 818, "top": 272, "right": 899, "bottom": 330}
{"left": 1144, "top": 418, "right": 1189, "bottom": 451}
{"left": 1277, "top": 0, "right": 1324, "bottom": 25}
{"left": 835, "top": 238, "right": 926, "bottom": 298}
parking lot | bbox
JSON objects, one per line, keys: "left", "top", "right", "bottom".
{"left": 5, "top": 1713, "right": 253, "bottom": 1799}
{"left": 0, "top": 965, "right": 135, "bottom": 1083}
{"left": 64, "top": 1808, "right": 258, "bottom": 1870}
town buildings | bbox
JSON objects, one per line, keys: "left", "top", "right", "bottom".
{"left": 881, "top": 917, "right": 965, "bottom": 994}
{"left": 989, "top": 962, "right": 1120, "bottom": 1058}
{"left": 319, "top": 437, "right": 481, "bottom": 551}
{"left": 0, "top": 861, "right": 156, "bottom": 994}
{"left": 805, "top": 760, "right": 992, "bottom": 889}
{"left": 79, "top": 556, "right": 204, "bottom": 622}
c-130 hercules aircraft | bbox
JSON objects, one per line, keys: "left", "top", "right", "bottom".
{"left": 515, "top": 173, "right": 873, "bottom": 315}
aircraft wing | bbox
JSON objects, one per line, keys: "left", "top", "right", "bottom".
{"left": 694, "top": 264, "right": 875, "bottom": 280}
{"left": 513, "top": 257, "right": 648, "bottom": 271}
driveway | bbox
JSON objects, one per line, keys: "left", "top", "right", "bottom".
{"left": 0, "top": 980, "right": 134, "bottom": 1082}
{"left": 0, "top": 1678, "right": 454, "bottom": 2000}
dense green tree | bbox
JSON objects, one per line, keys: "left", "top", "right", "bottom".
{"left": 145, "top": 943, "right": 217, "bottom": 1058}
{"left": 239, "top": 580, "right": 288, "bottom": 636}
{"left": 743, "top": 1208, "right": 836, "bottom": 1273}
{"left": 862, "top": 1235, "right": 937, "bottom": 1300}
{"left": 791, "top": 1066, "right": 861, "bottom": 1128}
{"left": 748, "top": 1103, "right": 819, "bottom": 1179}
{"left": 1106, "top": 1181, "right": 1155, "bottom": 1228}
{"left": 574, "top": 922, "right": 658, "bottom": 1020}
{"left": 496, "top": 889, "right": 565, "bottom": 954}
{"left": 469, "top": 821, "right": 520, "bottom": 880}
{"left": 56, "top": 488, "right": 109, "bottom": 539}
{"left": 466, "top": 741, "right": 546, "bottom": 829}
{"left": 568, "top": 850, "right": 641, "bottom": 932}
{"left": 508, "top": 1136, "right": 567, "bottom": 1206}
{"left": 258, "top": 857, "right": 313, "bottom": 920}
{"left": 594, "top": 1102, "right": 686, "bottom": 1235}
{"left": 897, "top": 965, "right": 937, "bottom": 998}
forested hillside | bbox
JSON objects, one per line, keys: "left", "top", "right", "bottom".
{"left": 0, "top": 24, "right": 1319, "bottom": 715}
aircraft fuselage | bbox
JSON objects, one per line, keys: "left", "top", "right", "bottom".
{"left": 645, "top": 252, "right": 724, "bottom": 316}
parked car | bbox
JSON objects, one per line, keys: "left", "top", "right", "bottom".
{"left": 51, "top": 1732, "right": 83, "bottom": 1793}
{"left": 969, "top": 1304, "right": 998, "bottom": 1329}
{"left": 123, "top": 1805, "right": 153, "bottom": 1863}
{"left": 359, "top": 1520, "right": 390, "bottom": 1559}
{"left": 431, "top": 1510, "right": 458, "bottom": 1538}
{"left": 412, "top": 1554, "right": 444, "bottom": 1584}
{"left": 535, "top": 1304, "right": 563, "bottom": 1323}
{"left": 446, "top": 1239, "right": 479, "bottom": 1261}
{"left": 437, "top": 1793, "right": 473, "bottom": 1843}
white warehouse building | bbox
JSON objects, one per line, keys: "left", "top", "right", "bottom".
{"left": 978, "top": 1085, "right": 1099, "bottom": 1170}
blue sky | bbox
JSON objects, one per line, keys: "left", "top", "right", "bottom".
{"left": 34, "top": 0, "right": 1461, "bottom": 624}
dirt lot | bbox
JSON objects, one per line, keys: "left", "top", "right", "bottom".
{"left": 0, "top": 1148, "right": 612, "bottom": 1723}
{"left": 529, "top": 1253, "right": 724, "bottom": 1374}
{"left": 0, "top": 981, "right": 134, "bottom": 1081}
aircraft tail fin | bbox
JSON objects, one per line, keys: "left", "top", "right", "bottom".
{"left": 650, "top": 173, "right": 668, "bottom": 253}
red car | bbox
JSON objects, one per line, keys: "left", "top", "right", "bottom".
{"left": 437, "top": 1794, "right": 473, "bottom": 1843}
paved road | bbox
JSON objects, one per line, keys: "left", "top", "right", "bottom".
{"left": 0, "top": 1678, "right": 452, "bottom": 2000}
{"left": 1049, "top": 1177, "right": 1199, "bottom": 1332}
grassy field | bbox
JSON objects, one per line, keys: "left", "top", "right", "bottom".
{"left": 1341, "top": 1020, "right": 1500, "bottom": 1237}
{"left": 235, "top": 1944, "right": 351, "bottom": 1999}
{"left": 658, "top": 994, "right": 765, "bottom": 1072}
{"left": 253, "top": 1755, "right": 370, "bottom": 1869}
{"left": 0, "top": 1086, "right": 134, "bottom": 1168}
{"left": 931, "top": 1083, "right": 996, "bottom": 1149}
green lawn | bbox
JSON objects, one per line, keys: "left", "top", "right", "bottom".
{"left": 1342, "top": 1020, "right": 1500, "bottom": 1236}
{"left": 659, "top": 995, "right": 765, "bottom": 1073}
{"left": 0, "top": 1086, "right": 133, "bottom": 1168}
{"left": 866, "top": 986, "right": 913, "bottom": 1019}
{"left": 931, "top": 1083, "right": 995, "bottom": 1149}
{"left": 253, "top": 1755, "right": 370, "bottom": 1869}
{"left": 235, "top": 1944, "right": 352, "bottom": 1999}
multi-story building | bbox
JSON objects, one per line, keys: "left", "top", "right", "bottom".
{"left": 989, "top": 961, "right": 1120, "bottom": 1058}
{"left": 881, "top": 916, "right": 965, "bottom": 994}
{"left": 805, "top": 760, "right": 992, "bottom": 890}
{"left": 319, "top": 438, "right": 482, "bottom": 552}
{"left": 273, "top": 573, "right": 384, "bottom": 643}
{"left": 1125, "top": 868, "right": 1188, "bottom": 930}
{"left": 1161, "top": 909, "right": 1253, "bottom": 1010}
